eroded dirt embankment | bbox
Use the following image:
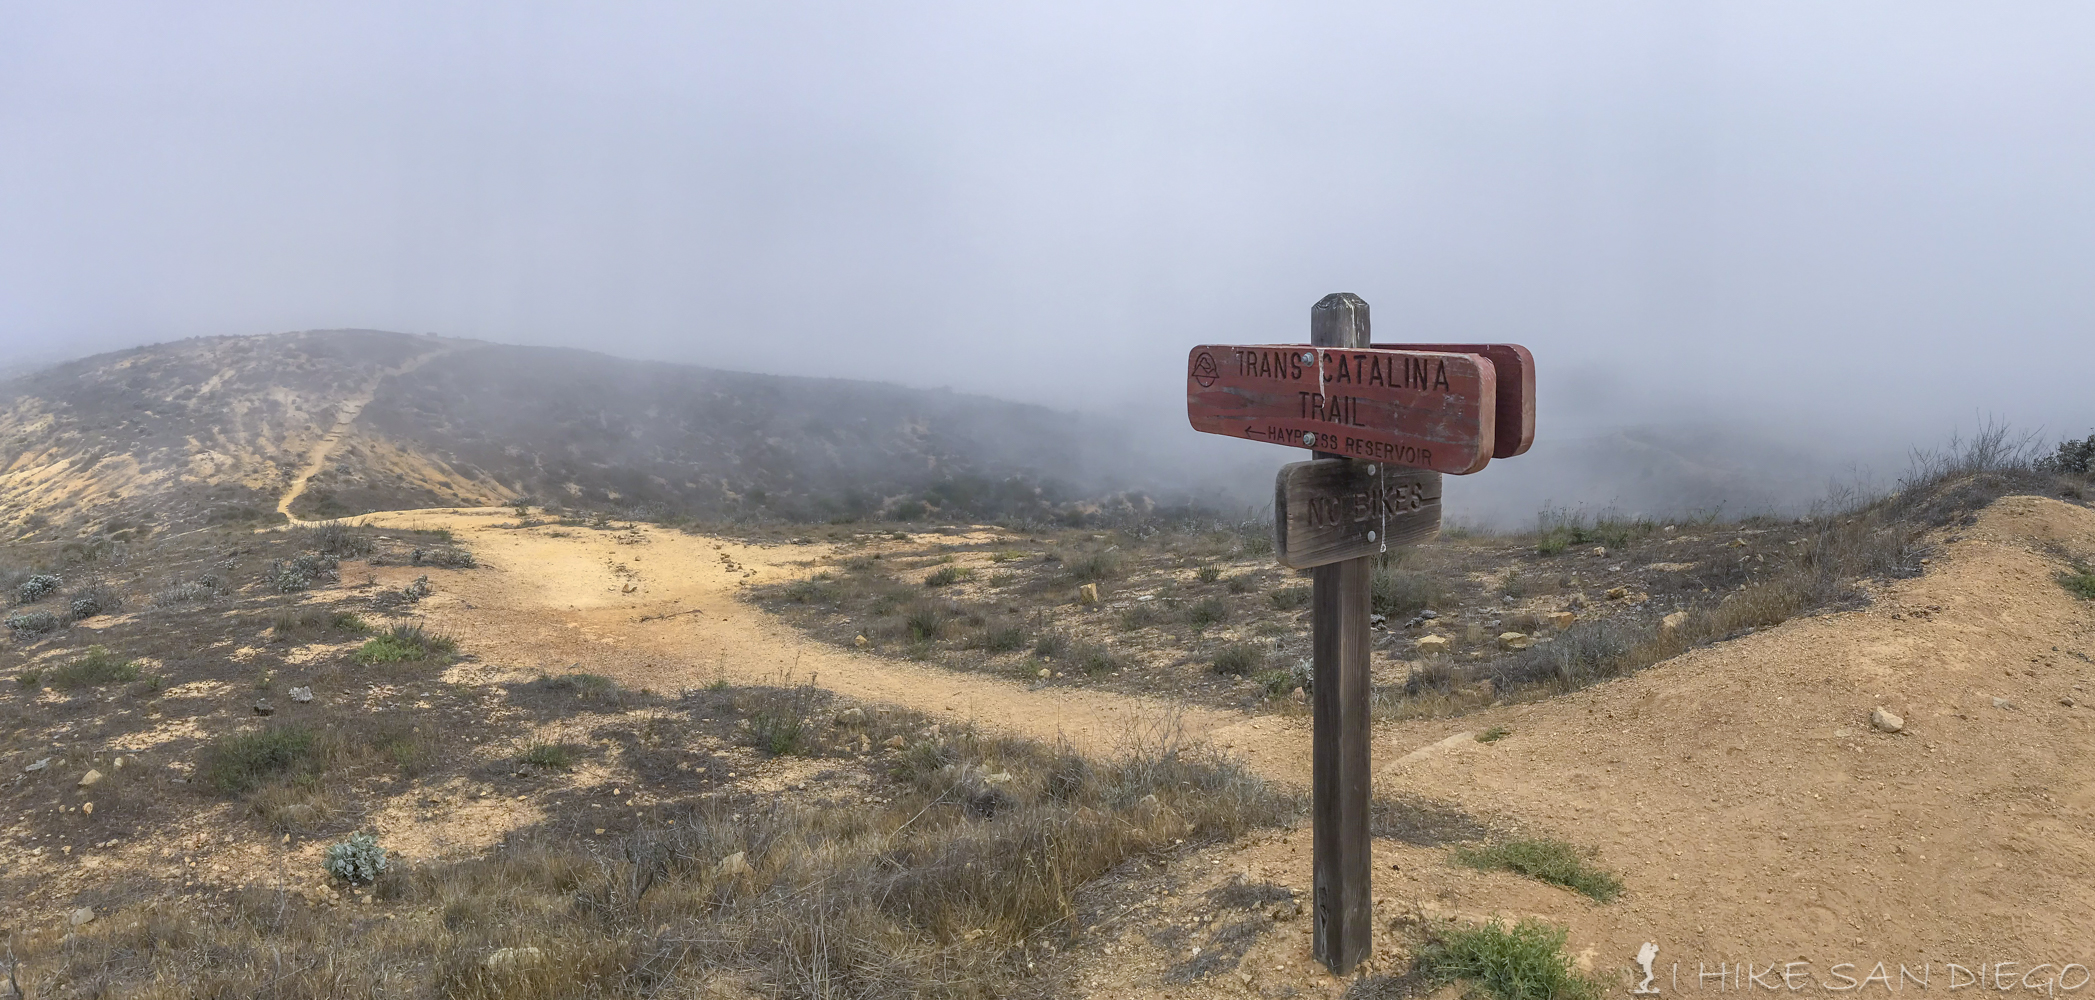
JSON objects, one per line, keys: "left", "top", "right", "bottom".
{"left": 352, "top": 497, "right": 2095, "bottom": 989}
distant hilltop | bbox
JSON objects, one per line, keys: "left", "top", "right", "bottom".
{"left": 0, "top": 330, "right": 1124, "bottom": 539}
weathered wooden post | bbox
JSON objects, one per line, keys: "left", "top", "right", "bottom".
{"left": 1307, "top": 292, "right": 1375, "bottom": 972}
{"left": 1185, "top": 294, "right": 1533, "bottom": 975}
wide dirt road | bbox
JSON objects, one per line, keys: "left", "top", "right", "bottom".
{"left": 353, "top": 497, "right": 2095, "bottom": 991}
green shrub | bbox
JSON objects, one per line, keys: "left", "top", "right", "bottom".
{"left": 976, "top": 622, "right": 1026, "bottom": 652}
{"left": 16, "top": 669, "right": 41, "bottom": 687}
{"left": 924, "top": 565, "right": 972, "bottom": 587}
{"left": 331, "top": 612, "right": 371, "bottom": 633}
{"left": 1195, "top": 564, "right": 1222, "bottom": 583}
{"left": 42, "top": 646, "right": 139, "bottom": 689}
{"left": 1413, "top": 919, "right": 1600, "bottom": 1000}
{"left": 1269, "top": 586, "right": 1311, "bottom": 610}
{"left": 299, "top": 522, "right": 376, "bottom": 558}
{"left": 2060, "top": 569, "right": 2095, "bottom": 600}
{"left": 520, "top": 743, "right": 580, "bottom": 771}
{"left": 1211, "top": 643, "right": 1264, "bottom": 677}
{"left": 203, "top": 724, "right": 319, "bottom": 794}
{"left": 323, "top": 832, "right": 388, "bottom": 884}
{"left": 409, "top": 546, "right": 476, "bottom": 569}
{"left": 1476, "top": 726, "right": 1512, "bottom": 743}
{"left": 1187, "top": 596, "right": 1230, "bottom": 629}
{"left": 1064, "top": 552, "right": 1122, "bottom": 583}
{"left": 1072, "top": 642, "right": 1125, "bottom": 675}
{"left": 269, "top": 554, "right": 339, "bottom": 593}
{"left": 5, "top": 611, "right": 60, "bottom": 636}
{"left": 353, "top": 625, "right": 459, "bottom": 664}
{"left": 1252, "top": 669, "right": 1298, "bottom": 696}
{"left": 1371, "top": 566, "right": 1442, "bottom": 617}
{"left": 904, "top": 604, "right": 945, "bottom": 641}
{"left": 1226, "top": 576, "right": 1253, "bottom": 594}
{"left": 1033, "top": 632, "right": 1070, "bottom": 659}
{"left": 1454, "top": 837, "right": 1623, "bottom": 902}
{"left": 17, "top": 573, "right": 62, "bottom": 604}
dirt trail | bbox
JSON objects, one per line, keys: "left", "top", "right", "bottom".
{"left": 277, "top": 348, "right": 452, "bottom": 523}
{"left": 350, "top": 497, "right": 2095, "bottom": 988}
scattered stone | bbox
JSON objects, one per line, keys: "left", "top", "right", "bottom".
{"left": 1037, "top": 667, "right": 1051, "bottom": 679}
{"left": 23, "top": 757, "right": 50, "bottom": 773}
{"left": 1077, "top": 583, "right": 1100, "bottom": 604}
{"left": 1414, "top": 634, "right": 1451, "bottom": 656}
{"left": 1992, "top": 697, "right": 2016, "bottom": 710}
{"left": 2062, "top": 697, "right": 2077, "bottom": 708}
{"left": 716, "top": 851, "right": 751, "bottom": 876}
{"left": 1419, "top": 610, "right": 1438, "bottom": 620}
{"left": 1369, "top": 613, "right": 1387, "bottom": 626}
{"left": 1660, "top": 611, "right": 1689, "bottom": 635}
{"left": 883, "top": 735, "right": 907, "bottom": 749}
{"left": 1870, "top": 707, "right": 1904, "bottom": 734}
{"left": 1497, "top": 632, "right": 1532, "bottom": 651}
{"left": 1606, "top": 587, "right": 1629, "bottom": 600}
{"left": 289, "top": 686, "right": 314, "bottom": 703}
{"left": 1547, "top": 611, "right": 1576, "bottom": 630}
{"left": 111, "top": 756, "right": 125, "bottom": 770}
{"left": 1590, "top": 546, "right": 1607, "bottom": 557}
{"left": 1289, "top": 687, "right": 1307, "bottom": 703}
{"left": 1731, "top": 538, "right": 1748, "bottom": 548}
{"left": 984, "top": 771, "right": 1014, "bottom": 784}
{"left": 80, "top": 801, "right": 93, "bottom": 816}
{"left": 69, "top": 907, "right": 94, "bottom": 927}
{"left": 252, "top": 699, "right": 275, "bottom": 716}
{"left": 834, "top": 707, "right": 865, "bottom": 726}
{"left": 78, "top": 768, "right": 103, "bottom": 788}
{"left": 853, "top": 634, "right": 869, "bottom": 648}
{"left": 483, "top": 946, "right": 545, "bottom": 971}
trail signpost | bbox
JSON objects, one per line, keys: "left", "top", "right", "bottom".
{"left": 1187, "top": 293, "right": 1534, "bottom": 975}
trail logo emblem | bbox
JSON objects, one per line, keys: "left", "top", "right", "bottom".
{"left": 1189, "top": 350, "right": 1219, "bottom": 387}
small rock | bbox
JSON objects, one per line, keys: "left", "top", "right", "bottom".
{"left": 78, "top": 768, "right": 103, "bottom": 788}
{"left": 1606, "top": 587, "right": 1629, "bottom": 600}
{"left": 1419, "top": 610, "right": 1438, "bottom": 620}
{"left": 81, "top": 801, "right": 93, "bottom": 816}
{"left": 853, "top": 634, "right": 869, "bottom": 648}
{"left": 834, "top": 707, "right": 866, "bottom": 726}
{"left": 1660, "top": 611, "right": 1689, "bottom": 635}
{"left": 1992, "top": 697, "right": 2016, "bottom": 710}
{"left": 2062, "top": 697, "right": 2076, "bottom": 708}
{"left": 1497, "top": 632, "right": 1531, "bottom": 651}
{"left": 1369, "top": 614, "right": 1387, "bottom": 626}
{"left": 716, "top": 851, "right": 751, "bottom": 876}
{"left": 984, "top": 771, "right": 1014, "bottom": 784}
{"left": 1414, "top": 634, "right": 1451, "bottom": 656}
{"left": 23, "top": 757, "right": 51, "bottom": 773}
{"left": 1038, "top": 667, "right": 1051, "bottom": 679}
{"left": 289, "top": 686, "right": 314, "bottom": 703}
{"left": 1289, "top": 687, "right": 1307, "bottom": 703}
{"left": 111, "top": 756, "right": 125, "bottom": 770}
{"left": 69, "top": 907, "right": 94, "bottom": 927}
{"left": 252, "top": 699, "right": 275, "bottom": 716}
{"left": 883, "top": 735, "right": 907, "bottom": 749}
{"left": 483, "top": 946, "right": 545, "bottom": 970}
{"left": 1077, "top": 583, "right": 1100, "bottom": 604}
{"left": 1590, "top": 546, "right": 1607, "bottom": 557}
{"left": 1870, "top": 707, "right": 1904, "bottom": 733}
{"left": 1730, "top": 538, "right": 1748, "bottom": 548}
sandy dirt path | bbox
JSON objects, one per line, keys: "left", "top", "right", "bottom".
{"left": 276, "top": 348, "right": 452, "bottom": 523}
{"left": 347, "top": 498, "right": 2095, "bottom": 991}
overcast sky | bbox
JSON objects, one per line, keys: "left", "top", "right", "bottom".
{"left": 4, "top": 2, "right": 2094, "bottom": 481}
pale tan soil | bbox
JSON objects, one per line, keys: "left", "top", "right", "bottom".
{"left": 314, "top": 496, "right": 2095, "bottom": 997}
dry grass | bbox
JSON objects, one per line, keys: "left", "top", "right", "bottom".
{"left": 13, "top": 705, "right": 1297, "bottom": 999}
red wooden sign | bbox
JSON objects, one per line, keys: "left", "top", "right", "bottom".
{"left": 1377, "top": 343, "right": 1533, "bottom": 459}
{"left": 1186, "top": 345, "right": 1498, "bottom": 475}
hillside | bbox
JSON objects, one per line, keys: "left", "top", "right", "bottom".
{"left": 0, "top": 331, "right": 1111, "bottom": 538}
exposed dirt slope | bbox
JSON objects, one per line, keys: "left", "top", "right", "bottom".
{"left": 350, "top": 495, "right": 2095, "bottom": 992}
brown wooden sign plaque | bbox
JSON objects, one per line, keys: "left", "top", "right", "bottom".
{"left": 1186, "top": 345, "right": 1498, "bottom": 475}
{"left": 1274, "top": 460, "right": 1442, "bottom": 569}
{"left": 1377, "top": 342, "right": 1534, "bottom": 459}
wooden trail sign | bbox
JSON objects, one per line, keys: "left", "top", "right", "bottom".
{"left": 1377, "top": 343, "right": 1534, "bottom": 459}
{"left": 1185, "top": 345, "right": 1498, "bottom": 475}
{"left": 1274, "top": 460, "right": 1441, "bottom": 570}
{"left": 1184, "top": 292, "right": 1534, "bottom": 976}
